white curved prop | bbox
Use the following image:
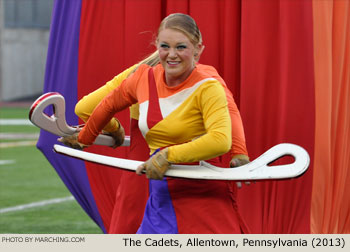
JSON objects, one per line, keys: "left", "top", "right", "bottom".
{"left": 53, "top": 143, "right": 310, "bottom": 180}
{"left": 29, "top": 92, "right": 130, "bottom": 146}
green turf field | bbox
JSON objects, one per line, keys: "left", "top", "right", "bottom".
{"left": 0, "top": 107, "right": 102, "bottom": 234}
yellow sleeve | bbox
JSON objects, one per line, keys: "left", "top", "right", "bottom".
{"left": 75, "top": 64, "right": 137, "bottom": 132}
{"left": 167, "top": 83, "right": 232, "bottom": 163}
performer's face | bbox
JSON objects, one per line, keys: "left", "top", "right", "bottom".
{"left": 157, "top": 28, "right": 197, "bottom": 86}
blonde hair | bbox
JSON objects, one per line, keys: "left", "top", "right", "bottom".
{"left": 158, "top": 13, "right": 202, "bottom": 45}
{"left": 129, "top": 13, "right": 202, "bottom": 76}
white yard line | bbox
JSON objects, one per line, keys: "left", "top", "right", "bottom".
{"left": 0, "top": 141, "right": 37, "bottom": 148}
{"left": 0, "top": 160, "right": 16, "bottom": 165}
{"left": 0, "top": 119, "right": 34, "bottom": 126}
{"left": 0, "top": 133, "right": 39, "bottom": 139}
{"left": 0, "top": 196, "right": 75, "bottom": 214}
{"left": 0, "top": 118, "right": 38, "bottom": 147}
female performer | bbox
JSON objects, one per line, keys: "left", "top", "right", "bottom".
{"left": 60, "top": 13, "right": 249, "bottom": 234}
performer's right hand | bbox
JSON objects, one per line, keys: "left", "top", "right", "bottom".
{"left": 136, "top": 148, "right": 170, "bottom": 180}
{"left": 58, "top": 132, "right": 88, "bottom": 150}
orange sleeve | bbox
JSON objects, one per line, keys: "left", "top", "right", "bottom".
{"left": 78, "top": 65, "right": 148, "bottom": 145}
{"left": 223, "top": 86, "right": 248, "bottom": 157}
{"left": 75, "top": 64, "right": 137, "bottom": 132}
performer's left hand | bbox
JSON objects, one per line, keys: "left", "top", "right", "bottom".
{"left": 230, "top": 154, "right": 250, "bottom": 167}
{"left": 136, "top": 148, "right": 170, "bottom": 180}
{"left": 230, "top": 154, "right": 251, "bottom": 188}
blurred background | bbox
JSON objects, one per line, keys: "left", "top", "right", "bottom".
{"left": 0, "top": 0, "right": 51, "bottom": 102}
{"left": 1, "top": 0, "right": 349, "bottom": 235}
{"left": 0, "top": 0, "right": 101, "bottom": 233}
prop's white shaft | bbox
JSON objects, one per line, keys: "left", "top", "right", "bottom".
{"left": 53, "top": 143, "right": 310, "bottom": 180}
{"left": 30, "top": 92, "right": 310, "bottom": 180}
{"left": 29, "top": 92, "right": 130, "bottom": 146}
